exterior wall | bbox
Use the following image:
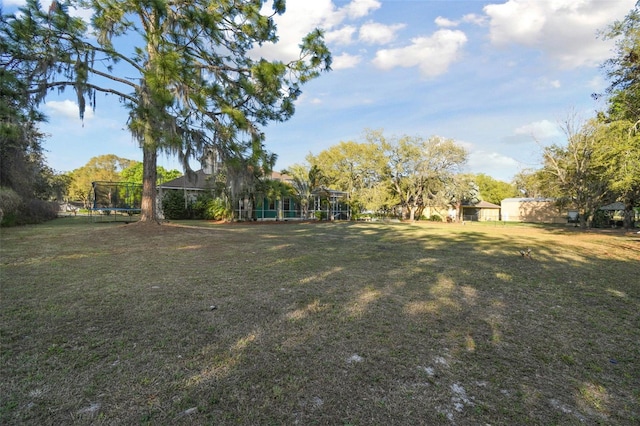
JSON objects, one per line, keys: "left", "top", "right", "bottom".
{"left": 255, "top": 196, "right": 301, "bottom": 220}
{"left": 501, "top": 198, "right": 566, "bottom": 223}
{"left": 462, "top": 207, "right": 500, "bottom": 221}
{"left": 422, "top": 206, "right": 451, "bottom": 221}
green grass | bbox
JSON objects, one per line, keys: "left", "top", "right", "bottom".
{"left": 1, "top": 218, "right": 639, "bottom": 425}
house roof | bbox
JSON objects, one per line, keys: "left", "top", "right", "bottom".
{"left": 462, "top": 200, "right": 501, "bottom": 209}
{"left": 600, "top": 201, "right": 626, "bottom": 211}
{"left": 158, "top": 169, "right": 294, "bottom": 191}
{"left": 502, "top": 197, "right": 555, "bottom": 203}
{"left": 474, "top": 200, "right": 501, "bottom": 209}
{"left": 271, "top": 171, "right": 293, "bottom": 182}
{"left": 159, "top": 170, "right": 210, "bottom": 190}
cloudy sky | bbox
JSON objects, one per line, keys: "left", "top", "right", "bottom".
{"left": 4, "top": 0, "right": 636, "bottom": 181}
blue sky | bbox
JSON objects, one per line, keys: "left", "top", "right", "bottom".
{"left": 4, "top": 0, "right": 636, "bottom": 181}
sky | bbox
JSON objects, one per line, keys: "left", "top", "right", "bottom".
{"left": 3, "top": 0, "right": 636, "bottom": 182}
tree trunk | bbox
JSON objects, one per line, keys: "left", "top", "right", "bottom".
{"left": 408, "top": 206, "right": 417, "bottom": 221}
{"left": 624, "top": 202, "right": 635, "bottom": 230}
{"left": 140, "top": 144, "right": 158, "bottom": 222}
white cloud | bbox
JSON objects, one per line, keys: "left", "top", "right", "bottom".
{"left": 462, "top": 13, "right": 487, "bottom": 26}
{"left": 325, "top": 26, "right": 357, "bottom": 45}
{"left": 535, "top": 77, "right": 562, "bottom": 89}
{"left": 483, "top": 0, "right": 636, "bottom": 69}
{"left": 332, "top": 52, "right": 362, "bottom": 70}
{"left": 45, "top": 100, "right": 94, "bottom": 121}
{"left": 468, "top": 150, "right": 521, "bottom": 179}
{"left": 359, "top": 21, "right": 405, "bottom": 44}
{"left": 514, "top": 119, "right": 560, "bottom": 139}
{"left": 435, "top": 16, "right": 458, "bottom": 28}
{"left": 255, "top": 0, "right": 379, "bottom": 62}
{"left": 372, "top": 29, "right": 467, "bottom": 77}
{"left": 435, "top": 13, "right": 486, "bottom": 28}
{"left": 340, "top": 0, "right": 381, "bottom": 19}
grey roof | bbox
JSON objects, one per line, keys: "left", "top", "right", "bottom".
{"left": 159, "top": 170, "right": 210, "bottom": 190}
{"left": 474, "top": 200, "right": 501, "bottom": 208}
{"left": 599, "top": 202, "right": 626, "bottom": 211}
{"left": 501, "top": 197, "right": 555, "bottom": 203}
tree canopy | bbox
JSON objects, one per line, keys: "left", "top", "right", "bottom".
{"left": 2, "top": 0, "right": 331, "bottom": 222}
{"left": 307, "top": 130, "right": 468, "bottom": 220}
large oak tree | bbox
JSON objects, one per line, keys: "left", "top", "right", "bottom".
{"left": 1, "top": 0, "right": 330, "bottom": 221}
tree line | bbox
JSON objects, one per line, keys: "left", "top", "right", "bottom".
{"left": 1, "top": 1, "right": 638, "bottom": 228}
{"left": 285, "top": 129, "right": 517, "bottom": 222}
{"left": 1, "top": 0, "right": 331, "bottom": 223}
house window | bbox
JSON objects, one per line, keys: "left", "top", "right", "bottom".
{"left": 283, "top": 198, "right": 291, "bottom": 211}
{"left": 268, "top": 199, "right": 276, "bottom": 210}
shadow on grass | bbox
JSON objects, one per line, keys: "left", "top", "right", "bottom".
{"left": 1, "top": 221, "right": 638, "bottom": 424}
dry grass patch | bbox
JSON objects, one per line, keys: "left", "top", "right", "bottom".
{"left": 1, "top": 219, "right": 639, "bottom": 425}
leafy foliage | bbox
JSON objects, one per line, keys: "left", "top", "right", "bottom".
{"left": 119, "top": 162, "right": 182, "bottom": 185}
{"left": 600, "top": 3, "right": 640, "bottom": 123}
{"left": 474, "top": 174, "right": 519, "bottom": 205}
{"left": 2, "top": 0, "right": 331, "bottom": 221}
{"left": 161, "top": 190, "right": 188, "bottom": 220}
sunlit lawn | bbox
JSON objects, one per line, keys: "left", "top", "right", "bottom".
{"left": 1, "top": 218, "right": 639, "bottom": 425}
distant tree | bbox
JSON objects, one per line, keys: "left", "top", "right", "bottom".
{"left": 512, "top": 169, "right": 548, "bottom": 198}
{"left": 3, "top": 0, "right": 330, "bottom": 222}
{"left": 474, "top": 173, "right": 519, "bottom": 205}
{"left": 538, "top": 116, "right": 610, "bottom": 228}
{"left": 388, "top": 135, "right": 468, "bottom": 221}
{"left": 285, "top": 164, "right": 312, "bottom": 219}
{"left": 307, "top": 129, "right": 393, "bottom": 214}
{"left": 120, "top": 162, "right": 181, "bottom": 185}
{"left": 446, "top": 173, "right": 480, "bottom": 221}
{"left": 592, "top": 120, "right": 640, "bottom": 228}
{"left": 599, "top": 2, "right": 640, "bottom": 123}
{"left": 67, "top": 155, "right": 132, "bottom": 207}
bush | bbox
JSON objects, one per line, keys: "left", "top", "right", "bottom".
{"left": 0, "top": 188, "right": 59, "bottom": 226}
{"left": 191, "top": 193, "right": 211, "bottom": 219}
{"left": 427, "top": 214, "right": 442, "bottom": 222}
{"left": 162, "top": 191, "right": 188, "bottom": 220}
{"left": 0, "top": 187, "right": 22, "bottom": 226}
{"left": 20, "top": 199, "right": 59, "bottom": 224}
{"left": 204, "top": 198, "right": 230, "bottom": 220}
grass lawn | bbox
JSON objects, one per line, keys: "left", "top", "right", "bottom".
{"left": 1, "top": 218, "right": 639, "bottom": 425}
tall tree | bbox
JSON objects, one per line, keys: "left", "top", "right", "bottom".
{"left": 119, "top": 162, "right": 181, "bottom": 185}
{"left": 388, "top": 135, "right": 467, "bottom": 221}
{"left": 2, "top": 0, "right": 330, "bottom": 222}
{"left": 474, "top": 173, "right": 518, "bottom": 205}
{"left": 538, "top": 116, "right": 610, "bottom": 228}
{"left": 67, "top": 154, "right": 132, "bottom": 207}
{"left": 446, "top": 173, "right": 479, "bottom": 222}
{"left": 307, "top": 129, "right": 391, "bottom": 214}
{"left": 593, "top": 120, "right": 640, "bottom": 228}
{"left": 0, "top": 60, "right": 47, "bottom": 199}
{"left": 285, "top": 163, "right": 312, "bottom": 219}
{"left": 600, "top": 1, "right": 640, "bottom": 124}
{"left": 512, "top": 169, "right": 548, "bottom": 198}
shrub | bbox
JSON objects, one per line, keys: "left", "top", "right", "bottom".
{"left": 162, "top": 191, "right": 188, "bottom": 220}
{"left": 20, "top": 199, "right": 58, "bottom": 224}
{"left": 0, "top": 188, "right": 59, "bottom": 226}
{"left": 204, "top": 198, "right": 230, "bottom": 220}
{"left": 0, "top": 187, "right": 22, "bottom": 226}
{"left": 190, "top": 193, "right": 210, "bottom": 219}
{"left": 427, "top": 214, "right": 442, "bottom": 222}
